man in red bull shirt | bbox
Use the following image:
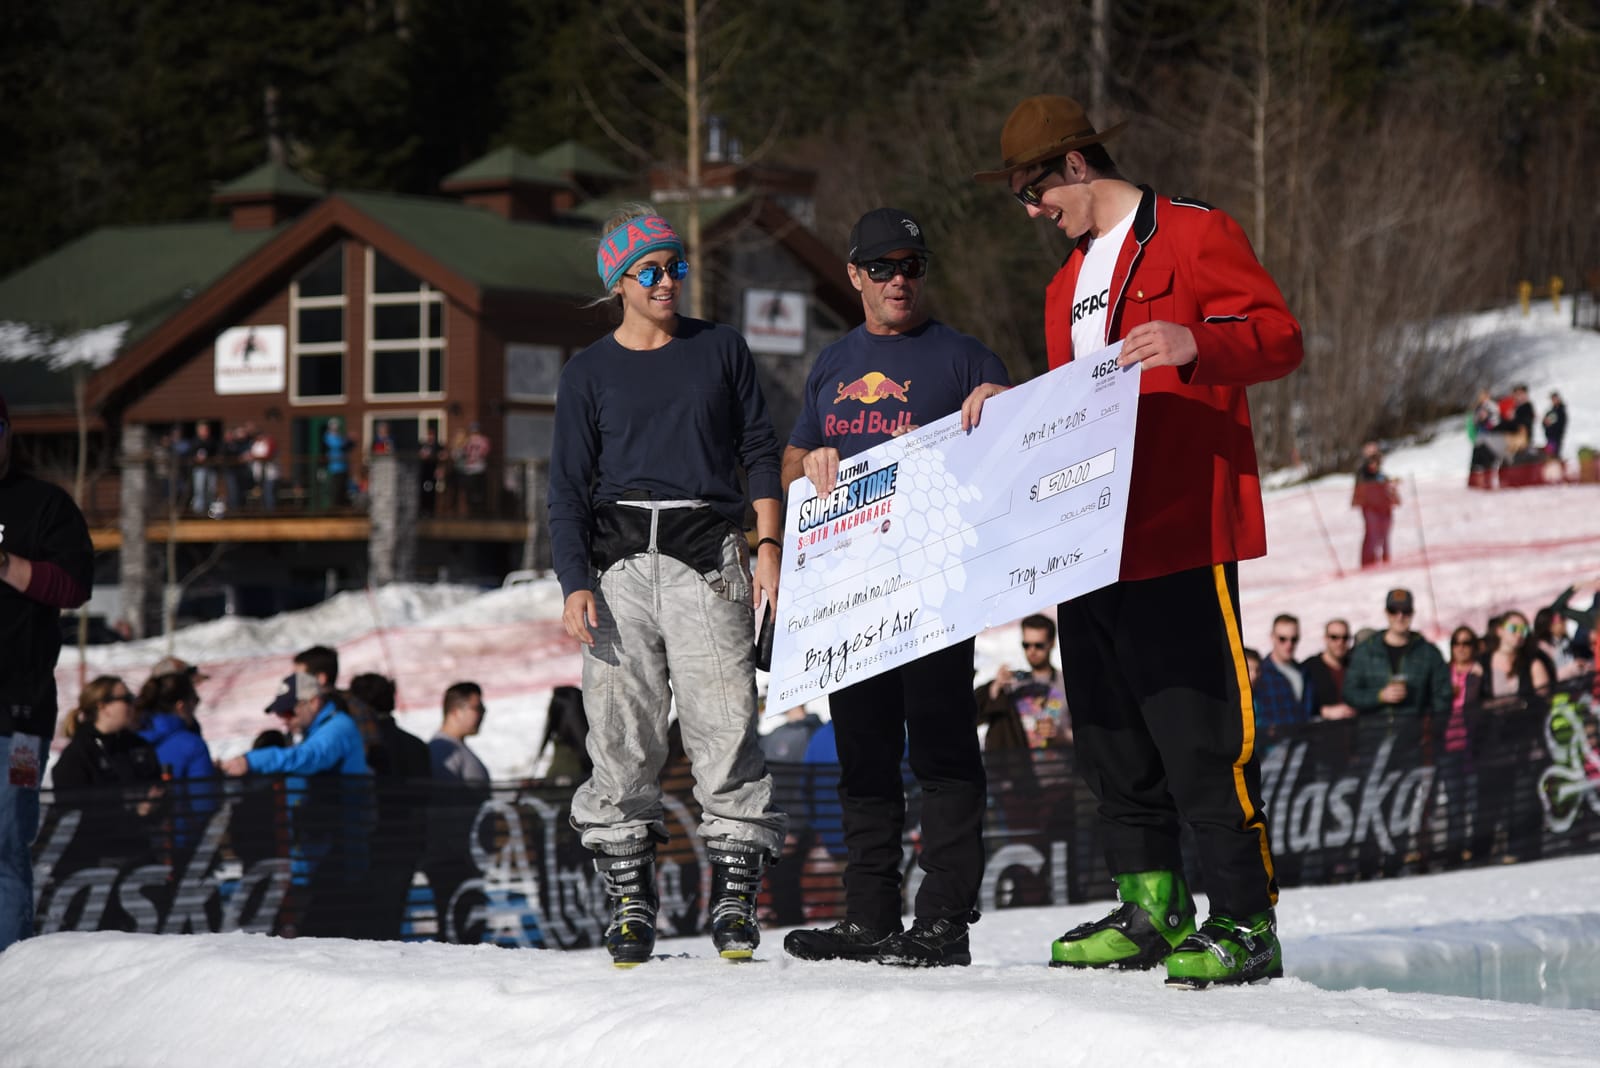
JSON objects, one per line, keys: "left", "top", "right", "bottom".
{"left": 973, "top": 95, "right": 1302, "bottom": 988}
{"left": 780, "top": 208, "right": 1009, "bottom": 967}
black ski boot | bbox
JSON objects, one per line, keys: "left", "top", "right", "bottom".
{"left": 595, "top": 848, "right": 659, "bottom": 968}
{"left": 707, "top": 845, "right": 768, "bottom": 960}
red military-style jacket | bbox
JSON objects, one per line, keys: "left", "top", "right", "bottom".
{"left": 1045, "top": 187, "right": 1303, "bottom": 582}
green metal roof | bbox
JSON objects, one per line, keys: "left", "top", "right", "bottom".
{"left": 214, "top": 161, "right": 323, "bottom": 199}
{"left": 339, "top": 192, "right": 602, "bottom": 298}
{"left": 0, "top": 221, "right": 280, "bottom": 340}
{"left": 442, "top": 147, "right": 570, "bottom": 188}
{"left": 566, "top": 194, "right": 757, "bottom": 231}
{"left": 532, "top": 140, "right": 632, "bottom": 181}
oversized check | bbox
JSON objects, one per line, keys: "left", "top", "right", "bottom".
{"left": 768, "top": 342, "right": 1141, "bottom": 706}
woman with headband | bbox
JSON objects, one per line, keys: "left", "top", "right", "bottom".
{"left": 548, "top": 205, "right": 787, "bottom": 966}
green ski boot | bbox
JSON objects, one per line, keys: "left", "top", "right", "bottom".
{"left": 1050, "top": 870, "right": 1196, "bottom": 969}
{"left": 1164, "top": 910, "right": 1283, "bottom": 989}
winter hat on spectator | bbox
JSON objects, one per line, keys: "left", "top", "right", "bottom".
{"left": 1384, "top": 589, "right": 1415, "bottom": 615}
{"left": 151, "top": 656, "right": 210, "bottom": 684}
{"left": 265, "top": 671, "right": 322, "bottom": 715}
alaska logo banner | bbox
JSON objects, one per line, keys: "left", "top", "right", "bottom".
{"left": 29, "top": 676, "right": 1598, "bottom": 944}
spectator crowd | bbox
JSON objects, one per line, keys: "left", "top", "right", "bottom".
{"left": 150, "top": 418, "right": 499, "bottom": 518}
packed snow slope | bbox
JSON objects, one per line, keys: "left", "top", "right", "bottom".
{"left": 2, "top": 857, "right": 1598, "bottom": 1067}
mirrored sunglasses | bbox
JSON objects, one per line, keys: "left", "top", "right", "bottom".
{"left": 626, "top": 258, "right": 689, "bottom": 288}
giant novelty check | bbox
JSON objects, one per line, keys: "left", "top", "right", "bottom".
{"left": 767, "top": 342, "right": 1140, "bottom": 706}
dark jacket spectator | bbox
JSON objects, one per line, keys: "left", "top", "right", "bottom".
{"left": 347, "top": 673, "right": 431, "bottom": 779}
{"left": 1345, "top": 631, "right": 1452, "bottom": 718}
{"left": 52, "top": 677, "right": 167, "bottom": 912}
{"left": 1542, "top": 392, "right": 1568, "bottom": 458}
{"left": 1, "top": 400, "right": 95, "bottom": 950}
{"left": 760, "top": 707, "right": 824, "bottom": 765}
{"left": 539, "top": 686, "right": 592, "bottom": 782}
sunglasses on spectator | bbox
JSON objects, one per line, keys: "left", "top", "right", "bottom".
{"left": 106, "top": 691, "right": 133, "bottom": 703}
{"left": 625, "top": 258, "right": 689, "bottom": 288}
{"left": 1326, "top": 632, "right": 1350, "bottom": 641}
{"left": 856, "top": 256, "right": 927, "bottom": 283}
{"left": 1013, "top": 161, "right": 1063, "bottom": 208}
{"left": 1452, "top": 638, "right": 1476, "bottom": 646}
{"left": 1503, "top": 622, "right": 1528, "bottom": 636}
{"left": 1021, "top": 641, "right": 1049, "bottom": 651}
{"left": 1274, "top": 634, "right": 1300, "bottom": 644}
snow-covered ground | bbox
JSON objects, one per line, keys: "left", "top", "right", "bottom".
{"left": 14, "top": 303, "right": 1598, "bottom": 1063}
{"left": 2, "top": 856, "right": 1598, "bottom": 1066}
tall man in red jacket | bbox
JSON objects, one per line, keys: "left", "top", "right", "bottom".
{"left": 971, "top": 96, "right": 1303, "bottom": 987}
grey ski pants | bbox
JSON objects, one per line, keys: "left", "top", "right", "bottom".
{"left": 570, "top": 520, "right": 786, "bottom": 857}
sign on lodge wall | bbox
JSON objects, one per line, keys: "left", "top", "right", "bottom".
{"left": 30, "top": 678, "right": 1600, "bottom": 946}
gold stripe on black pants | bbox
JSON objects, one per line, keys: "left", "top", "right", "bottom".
{"left": 1056, "top": 562, "right": 1278, "bottom": 917}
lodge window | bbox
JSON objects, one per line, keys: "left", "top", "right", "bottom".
{"left": 367, "top": 249, "right": 445, "bottom": 399}
{"left": 291, "top": 243, "right": 347, "bottom": 402}
{"left": 505, "top": 343, "right": 563, "bottom": 402}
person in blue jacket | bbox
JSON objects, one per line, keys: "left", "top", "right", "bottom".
{"left": 135, "top": 662, "right": 217, "bottom": 849}
{"left": 221, "top": 672, "right": 369, "bottom": 779}
{"left": 221, "top": 672, "right": 371, "bottom": 934}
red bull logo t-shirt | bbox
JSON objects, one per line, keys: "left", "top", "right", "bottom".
{"left": 789, "top": 320, "right": 1008, "bottom": 460}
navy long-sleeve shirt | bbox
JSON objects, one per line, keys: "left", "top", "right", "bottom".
{"left": 548, "top": 318, "right": 781, "bottom": 599}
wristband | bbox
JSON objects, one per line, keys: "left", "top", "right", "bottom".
{"left": 757, "top": 537, "right": 782, "bottom": 552}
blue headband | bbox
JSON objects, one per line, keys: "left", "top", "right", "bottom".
{"left": 596, "top": 215, "right": 685, "bottom": 290}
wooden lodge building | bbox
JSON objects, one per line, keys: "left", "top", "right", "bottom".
{"left": 0, "top": 143, "right": 860, "bottom": 635}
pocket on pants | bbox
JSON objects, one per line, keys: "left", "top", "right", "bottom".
{"left": 706, "top": 533, "right": 752, "bottom": 605}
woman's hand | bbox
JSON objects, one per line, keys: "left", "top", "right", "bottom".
{"left": 563, "top": 590, "right": 598, "bottom": 646}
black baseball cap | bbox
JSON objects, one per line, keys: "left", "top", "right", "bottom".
{"left": 265, "top": 671, "right": 321, "bottom": 715}
{"left": 1384, "top": 589, "right": 1415, "bottom": 615}
{"left": 848, "top": 208, "right": 931, "bottom": 264}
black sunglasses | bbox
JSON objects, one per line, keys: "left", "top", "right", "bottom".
{"left": 1013, "top": 161, "right": 1063, "bottom": 208}
{"left": 1326, "top": 632, "right": 1350, "bottom": 641}
{"left": 1021, "top": 641, "right": 1049, "bottom": 651}
{"left": 1452, "top": 638, "right": 1476, "bottom": 646}
{"left": 625, "top": 258, "right": 689, "bottom": 288}
{"left": 857, "top": 256, "right": 927, "bottom": 283}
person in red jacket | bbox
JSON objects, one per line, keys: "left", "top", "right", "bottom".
{"left": 971, "top": 95, "right": 1303, "bottom": 988}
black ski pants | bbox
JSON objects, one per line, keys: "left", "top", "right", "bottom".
{"left": 1057, "top": 563, "right": 1279, "bottom": 919}
{"left": 827, "top": 638, "right": 986, "bottom": 931}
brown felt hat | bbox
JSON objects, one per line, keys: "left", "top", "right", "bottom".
{"left": 973, "top": 95, "right": 1127, "bottom": 183}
